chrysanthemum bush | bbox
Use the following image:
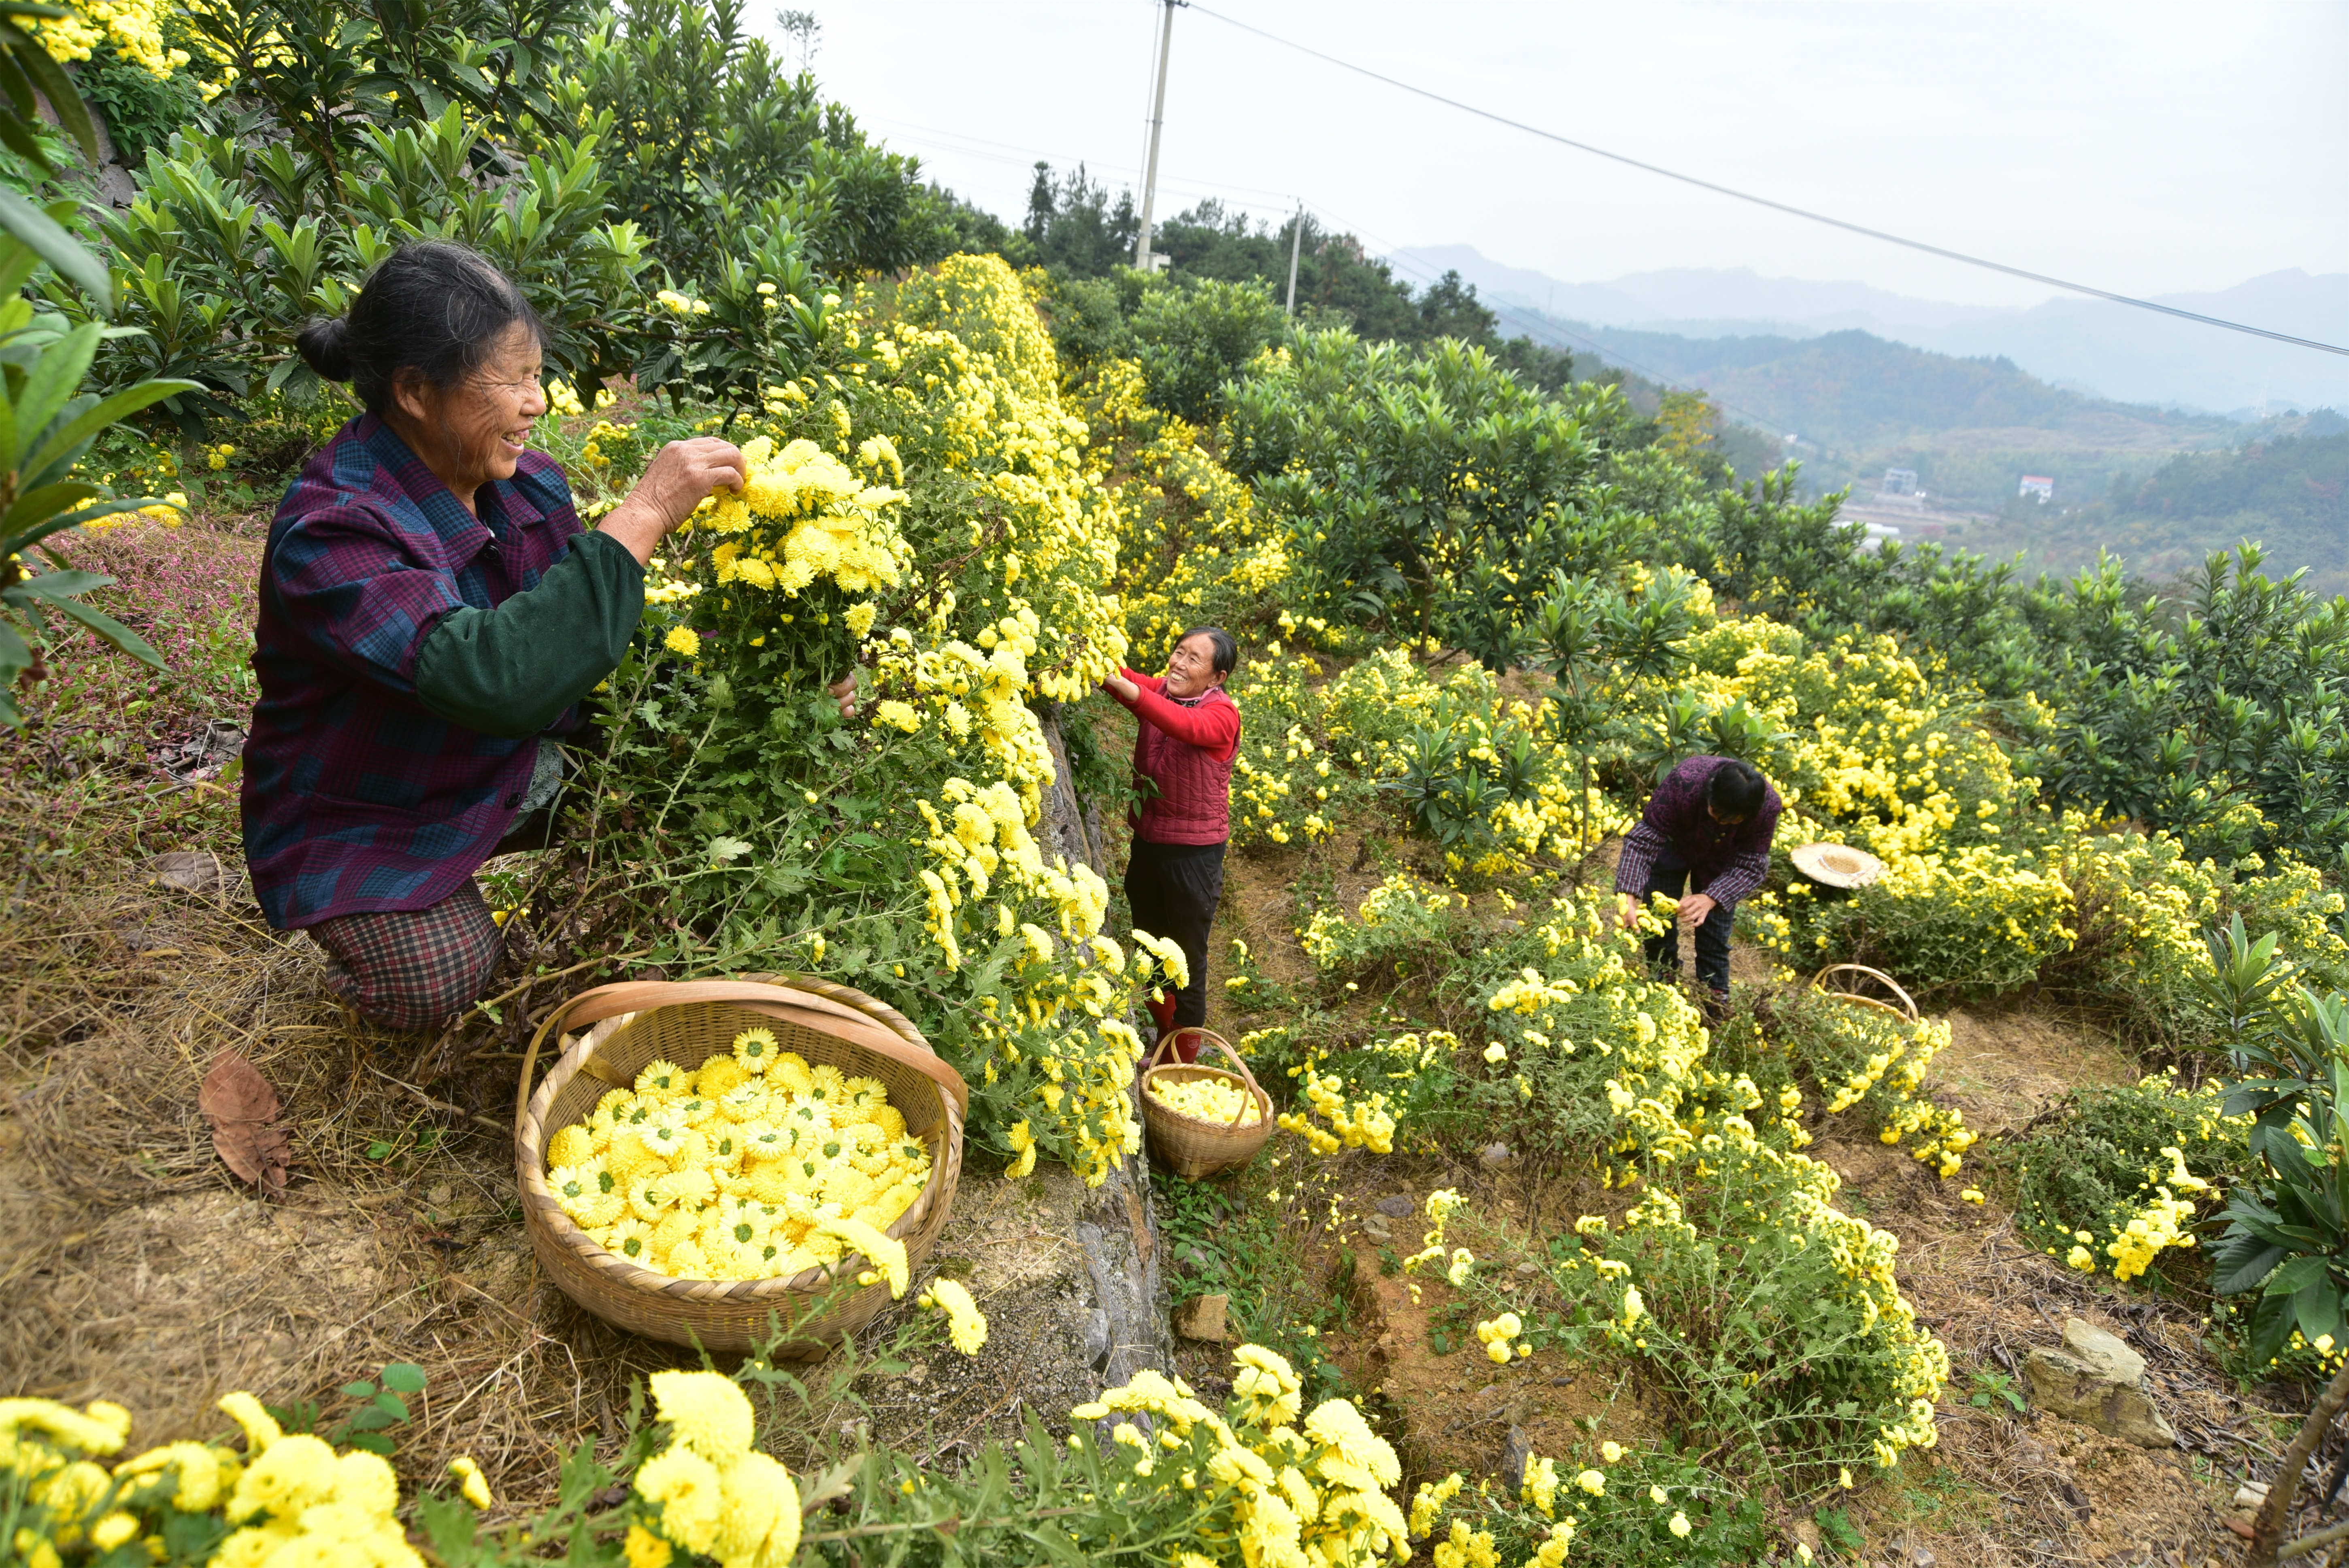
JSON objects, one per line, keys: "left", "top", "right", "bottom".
{"left": 1299, "top": 872, "right": 1466, "bottom": 981}
{"left": 1557, "top": 1119, "right": 1949, "bottom": 1477}
{"left": 1387, "top": 1149, "right": 1940, "bottom": 1546}
{"left": 2008, "top": 1072, "right": 2247, "bottom": 1285}
{"left": 1405, "top": 1442, "right": 1774, "bottom": 1568}
{"left": 1221, "top": 649, "right": 1629, "bottom": 872}
{"left": 554, "top": 256, "right": 1183, "bottom": 1185}
{"left": 1078, "top": 353, "right": 1301, "bottom": 671}
{"left": 1, "top": 1342, "right": 1417, "bottom": 1568}
{"left": 1705, "top": 988, "right": 1975, "bottom": 1174}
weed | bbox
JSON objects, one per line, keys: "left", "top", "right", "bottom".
{"left": 1964, "top": 1368, "right": 2026, "bottom": 1413}
{"left": 266, "top": 1362, "right": 428, "bottom": 1458}
{"left": 1155, "top": 1148, "right": 1357, "bottom": 1404}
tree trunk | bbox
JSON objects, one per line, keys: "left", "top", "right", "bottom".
{"left": 2249, "top": 1355, "right": 2349, "bottom": 1565}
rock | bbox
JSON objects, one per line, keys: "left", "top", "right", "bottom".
{"left": 1792, "top": 1520, "right": 1822, "bottom": 1553}
{"left": 1034, "top": 706, "right": 1099, "bottom": 878}
{"left": 147, "top": 849, "right": 226, "bottom": 896}
{"left": 1496, "top": 1424, "right": 1531, "bottom": 1489}
{"left": 2023, "top": 1317, "right": 2177, "bottom": 1448}
{"left": 1899, "top": 1547, "right": 1936, "bottom": 1567}
{"left": 2233, "top": 1481, "right": 2268, "bottom": 1508}
{"left": 1515, "top": 1261, "right": 1540, "bottom": 1277}
{"left": 1361, "top": 1215, "right": 1393, "bottom": 1242}
{"left": 2063, "top": 1318, "right": 2147, "bottom": 1383}
{"left": 1478, "top": 1142, "right": 1515, "bottom": 1170}
{"left": 1375, "top": 1193, "right": 1414, "bottom": 1219}
{"left": 1174, "top": 1292, "right": 1230, "bottom": 1343}
{"left": 1082, "top": 1308, "right": 1113, "bottom": 1368}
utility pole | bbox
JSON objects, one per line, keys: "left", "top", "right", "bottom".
{"left": 1133, "top": 0, "right": 1176, "bottom": 273}
{"left": 1284, "top": 203, "right": 1303, "bottom": 314}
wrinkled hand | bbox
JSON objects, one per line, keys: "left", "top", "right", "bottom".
{"left": 829, "top": 674, "right": 856, "bottom": 719}
{"left": 1615, "top": 893, "right": 1639, "bottom": 931}
{"left": 1679, "top": 892, "right": 1719, "bottom": 928}
{"left": 597, "top": 438, "right": 747, "bottom": 565}
{"left": 1102, "top": 673, "right": 1139, "bottom": 703}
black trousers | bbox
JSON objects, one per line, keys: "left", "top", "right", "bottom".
{"left": 1638, "top": 850, "right": 1733, "bottom": 995}
{"left": 1123, "top": 838, "right": 1226, "bottom": 1030}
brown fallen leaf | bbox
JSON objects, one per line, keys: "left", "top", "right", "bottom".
{"left": 200, "top": 1049, "right": 290, "bottom": 1197}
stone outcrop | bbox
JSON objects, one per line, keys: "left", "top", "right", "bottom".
{"left": 2023, "top": 1317, "right": 2177, "bottom": 1448}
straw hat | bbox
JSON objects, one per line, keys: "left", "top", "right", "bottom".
{"left": 1791, "top": 841, "right": 1884, "bottom": 888}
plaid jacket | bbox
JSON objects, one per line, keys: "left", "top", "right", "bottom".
{"left": 1613, "top": 753, "right": 1782, "bottom": 910}
{"left": 242, "top": 415, "right": 589, "bottom": 930}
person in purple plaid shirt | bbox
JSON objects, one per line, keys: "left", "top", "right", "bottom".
{"left": 1613, "top": 754, "right": 1781, "bottom": 1010}
{"left": 243, "top": 242, "right": 773, "bottom": 1031}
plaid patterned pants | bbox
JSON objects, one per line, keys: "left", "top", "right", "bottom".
{"left": 309, "top": 881, "right": 506, "bottom": 1030}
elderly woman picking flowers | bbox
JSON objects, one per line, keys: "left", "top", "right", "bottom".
{"left": 1102, "top": 625, "right": 1242, "bottom": 1062}
{"left": 241, "top": 242, "right": 845, "bottom": 1031}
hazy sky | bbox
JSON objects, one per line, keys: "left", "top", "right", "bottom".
{"left": 809, "top": 1, "right": 2349, "bottom": 313}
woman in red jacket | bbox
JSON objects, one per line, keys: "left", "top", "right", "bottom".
{"left": 1103, "top": 626, "right": 1242, "bottom": 1061}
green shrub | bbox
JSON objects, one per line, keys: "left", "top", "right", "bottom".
{"left": 1530, "top": 1116, "right": 1949, "bottom": 1485}
{"left": 1128, "top": 274, "right": 1284, "bottom": 424}
{"left": 91, "top": 108, "right": 653, "bottom": 425}
{"left": 2011, "top": 1071, "right": 2245, "bottom": 1287}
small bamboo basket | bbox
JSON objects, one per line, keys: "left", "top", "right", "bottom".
{"left": 1140, "top": 1029, "right": 1273, "bottom": 1180}
{"left": 1810, "top": 963, "right": 1920, "bottom": 1024}
{"left": 514, "top": 977, "right": 966, "bottom": 1356}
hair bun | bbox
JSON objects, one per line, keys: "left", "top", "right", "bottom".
{"left": 296, "top": 317, "right": 355, "bottom": 382}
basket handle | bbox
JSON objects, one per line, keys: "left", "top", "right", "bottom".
{"left": 1146, "top": 1029, "right": 1265, "bottom": 1122}
{"left": 515, "top": 977, "right": 970, "bottom": 1128}
{"left": 1809, "top": 962, "right": 1919, "bottom": 1023}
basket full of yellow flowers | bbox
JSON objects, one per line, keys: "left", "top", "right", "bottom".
{"left": 1140, "top": 1029, "right": 1273, "bottom": 1179}
{"left": 515, "top": 976, "right": 966, "bottom": 1355}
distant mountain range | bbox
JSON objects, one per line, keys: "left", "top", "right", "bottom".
{"left": 1392, "top": 250, "right": 2349, "bottom": 416}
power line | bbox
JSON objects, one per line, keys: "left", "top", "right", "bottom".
{"left": 1183, "top": 2, "right": 2349, "bottom": 360}
{"left": 882, "top": 108, "right": 1809, "bottom": 432}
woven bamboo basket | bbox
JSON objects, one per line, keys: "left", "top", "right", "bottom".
{"left": 1140, "top": 1029, "right": 1272, "bottom": 1180}
{"left": 514, "top": 977, "right": 966, "bottom": 1356}
{"left": 1810, "top": 963, "right": 1920, "bottom": 1024}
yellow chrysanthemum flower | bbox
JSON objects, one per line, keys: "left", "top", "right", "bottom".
{"left": 447, "top": 1455, "right": 492, "bottom": 1510}
{"left": 918, "top": 1278, "right": 988, "bottom": 1355}
{"left": 648, "top": 1372, "right": 754, "bottom": 1464}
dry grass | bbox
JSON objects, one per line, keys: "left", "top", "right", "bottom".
{"left": 0, "top": 777, "right": 927, "bottom": 1513}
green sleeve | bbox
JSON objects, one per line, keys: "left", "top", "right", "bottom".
{"left": 413, "top": 529, "right": 645, "bottom": 737}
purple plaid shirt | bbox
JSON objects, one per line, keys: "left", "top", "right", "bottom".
{"left": 1613, "top": 754, "right": 1782, "bottom": 911}
{"left": 241, "top": 415, "right": 589, "bottom": 930}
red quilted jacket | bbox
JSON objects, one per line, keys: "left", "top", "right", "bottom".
{"left": 1114, "top": 670, "right": 1240, "bottom": 845}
